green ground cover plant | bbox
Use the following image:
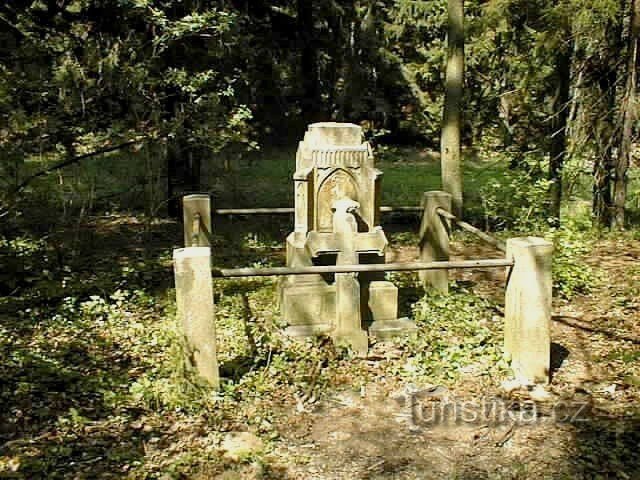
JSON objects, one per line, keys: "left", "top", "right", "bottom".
{"left": 1, "top": 147, "right": 639, "bottom": 478}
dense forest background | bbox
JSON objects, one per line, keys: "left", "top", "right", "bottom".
{"left": 1, "top": 0, "right": 638, "bottom": 228}
{"left": 2, "top": 2, "right": 640, "bottom": 478}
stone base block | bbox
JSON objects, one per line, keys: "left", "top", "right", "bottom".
{"left": 284, "top": 233, "right": 325, "bottom": 286}
{"left": 368, "top": 281, "right": 399, "bottom": 322}
{"left": 285, "top": 323, "right": 332, "bottom": 337}
{"left": 332, "top": 329, "right": 369, "bottom": 357}
{"left": 369, "top": 317, "right": 418, "bottom": 340}
{"left": 281, "top": 283, "right": 336, "bottom": 333}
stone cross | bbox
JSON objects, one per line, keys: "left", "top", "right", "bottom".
{"left": 304, "top": 199, "right": 386, "bottom": 354}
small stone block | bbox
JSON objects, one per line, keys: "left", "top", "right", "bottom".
{"left": 368, "top": 281, "right": 398, "bottom": 322}
{"left": 285, "top": 324, "right": 333, "bottom": 337}
{"left": 307, "top": 122, "right": 363, "bottom": 146}
{"left": 282, "top": 284, "right": 336, "bottom": 327}
{"left": 333, "top": 329, "right": 369, "bottom": 357}
{"left": 369, "top": 317, "right": 418, "bottom": 340}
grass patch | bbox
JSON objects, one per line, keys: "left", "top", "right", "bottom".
{"left": 223, "top": 146, "right": 509, "bottom": 217}
{"left": 393, "top": 281, "right": 509, "bottom": 386}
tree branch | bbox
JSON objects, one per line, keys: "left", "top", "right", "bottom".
{"left": 15, "top": 139, "right": 142, "bottom": 192}
{"left": 0, "top": 13, "right": 27, "bottom": 38}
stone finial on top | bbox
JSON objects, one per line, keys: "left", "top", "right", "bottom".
{"left": 297, "top": 122, "right": 371, "bottom": 171}
{"left": 306, "top": 122, "right": 363, "bottom": 147}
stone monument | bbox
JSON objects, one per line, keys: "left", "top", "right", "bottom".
{"left": 280, "top": 122, "right": 416, "bottom": 354}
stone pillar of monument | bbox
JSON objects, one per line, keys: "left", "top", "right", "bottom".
{"left": 281, "top": 122, "right": 416, "bottom": 351}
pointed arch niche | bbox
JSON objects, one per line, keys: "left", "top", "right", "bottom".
{"left": 316, "top": 169, "right": 358, "bottom": 232}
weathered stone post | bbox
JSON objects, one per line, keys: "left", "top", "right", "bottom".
{"left": 419, "top": 191, "right": 452, "bottom": 293}
{"left": 173, "top": 247, "right": 219, "bottom": 388}
{"left": 331, "top": 199, "right": 369, "bottom": 356}
{"left": 505, "top": 237, "right": 553, "bottom": 384}
{"left": 183, "top": 194, "right": 211, "bottom": 247}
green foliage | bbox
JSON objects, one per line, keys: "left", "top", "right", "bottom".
{"left": 0, "top": 235, "right": 51, "bottom": 293}
{"left": 2, "top": 0, "right": 637, "bottom": 229}
{"left": 473, "top": 160, "right": 598, "bottom": 299}
{"left": 383, "top": 0, "right": 447, "bottom": 139}
{"left": 479, "top": 163, "right": 554, "bottom": 231}
{"left": 395, "top": 285, "right": 508, "bottom": 385}
{"left": 547, "top": 226, "right": 598, "bottom": 299}
{"left": 0, "top": 0, "right": 254, "bottom": 214}
{"left": 123, "top": 277, "right": 364, "bottom": 424}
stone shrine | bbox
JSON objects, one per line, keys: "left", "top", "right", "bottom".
{"left": 280, "top": 122, "right": 416, "bottom": 354}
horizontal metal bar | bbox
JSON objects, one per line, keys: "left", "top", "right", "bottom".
{"left": 380, "top": 206, "right": 424, "bottom": 213}
{"left": 212, "top": 258, "right": 513, "bottom": 278}
{"left": 215, "top": 207, "right": 294, "bottom": 215}
{"left": 436, "top": 208, "right": 507, "bottom": 253}
{"left": 213, "top": 206, "right": 424, "bottom": 216}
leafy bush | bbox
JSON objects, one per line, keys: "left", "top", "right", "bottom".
{"left": 0, "top": 235, "right": 51, "bottom": 294}
{"left": 395, "top": 286, "right": 508, "bottom": 385}
{"left": 477, "top": 161, "right": 598, "bottom": 299}
{"left": 478, "top": 161, "right": 554, "bottom": 232}
{"left": 548, "top": 227, "right": 598, "bottom": 299}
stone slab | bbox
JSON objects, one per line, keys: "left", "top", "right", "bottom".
{"left": 281, "top": 283, "right": 336, "bottom": 327}
{"left": 368, "top": 280, "right": 399, "bottom": 322}
{"left": 285, "top": 323, "right": 333, "bottom": 337}
{"left": 369, "top": 318, "right": 418, "bottom": 340}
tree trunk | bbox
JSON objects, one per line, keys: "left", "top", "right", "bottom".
{"left": 167, "top": 140, "right": 183, "bottom": 218}
{"left": 612, "top": 0, "right": 639, "bottom": 228}
{"left": 592, "top": 103, "right": 616, "bottom": 228}
{"left": 167, "top": 136, "right": 200, "bottom": 218}
{"left": 592, "top": 17, "right": 623, "bottom": 228}
{"left": 298, "top": 0, "right": 320, "bottom": 124}
{"left": 441, "top": 0, "right": 464, "bottom": 217}
{"left": 549, "top": 42, "right": 573, "bottom": 223}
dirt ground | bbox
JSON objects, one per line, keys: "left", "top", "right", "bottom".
{"left": 263, "top": 239, "right": 640, "bottom": 480}
{"left": 2, "top": 217, "right": 639, "bottom": 479}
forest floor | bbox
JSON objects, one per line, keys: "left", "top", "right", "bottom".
{"left": 1, "top": 151, "right": 640, "bottom": 479}
{"left": 1, "top": 213, "right": 639, "bottom": 479}
{"left": 275, "top": 238, "right": 640, "bottom": 480}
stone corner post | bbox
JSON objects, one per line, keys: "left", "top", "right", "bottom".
{"left": 419, "top": 191, "right": 452, "bottom": 293}
{"left": 183, "top": 194, "right": 212, "bottom": 247}
{"left": 505, "top": 237, "right": 553, "bottom": 385}
{"left": 173, "top": 247, "right": 219, "bottom": 388}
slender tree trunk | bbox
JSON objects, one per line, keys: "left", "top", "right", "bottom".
{"left": 339, "top": 13, "right": 359, "bottom": 121}
{"left": 592, "top": 100, "right": 616, "bottom": 227}
{"left": 441, "top": 0, "right": 464, "bottom": 217}
{"left": 167, "top": 139, "right": 183, "bottom": 218}
{"left": 167, "top": 134, "right": 201, "bottom": 218}
{"left": 549, "top": 42, "right": 573, "bottom": 223}
{"left": 592, "top": 17, "right": 623, "bottom": 228}
{"left": 499, "top": 94, "right": 514, "bottom": 149}
{"left": 298, "top": 0, "right": 319, "bottom": 124}
{"left": 612, "top": 0, "right": 639, "bottom": 228}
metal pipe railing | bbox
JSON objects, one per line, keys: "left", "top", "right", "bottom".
{"left": 436, "top": 208, "right": 507, "bottom": 253}
{"left": 213, "top": 205, "right": 423, "bottom": 215}
{"left": 215, "top": 207, "right": 294, "bottom": 215}
{"left": 211, "top": 258, "right": 513, "bottom": 278}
